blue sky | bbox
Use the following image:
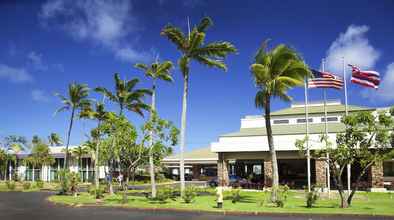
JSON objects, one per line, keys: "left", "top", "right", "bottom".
{"left": 1, "top": 0, "right": 394, "bottom": 151}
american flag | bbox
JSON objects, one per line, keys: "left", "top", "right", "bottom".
{"left": 308, "top": 69, "right": 344, "bottom": 90}
{"left": 349, "top": 64, "right": 380, "bottom": 89}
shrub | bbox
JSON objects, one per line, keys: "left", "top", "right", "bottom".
{"left": 182, "top": 186, "right": 197, "bottom": 203}
{"left": 88, "top": 185, "right": 105, "bottom": 199}
{"left": 35, "top": 180, "right": 44, "bottom": 189}
{"left": 58, "top": 169, "right": 80, "bottom": 196}
{"left": 58, "top": 169, "right": 69, "bottom": 195}
{"left": 273, "top": 185, "right": 289, "bottom": 208}
{"left": 6, "top": 181, "right": 16, "bottom": 190}
{"left": 155, "top": 188, "right": 171, "bottom": 202}
{"left": 230, "top": 188, "right": 241, "bottom": 204}
{"left": 23, "top": 182, "right": 31, "bottom": 190}
{"left": 69, "top": 172, "right": 80, "bottom": 196}
{"left": 306, "top": 187, "right": 319, "bottom": 208}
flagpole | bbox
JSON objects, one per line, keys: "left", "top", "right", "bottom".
{"left": 304, "top": 76, "right": 311, "bottom": 193}
{"left": 342, "top": 57, "right": 351, "bottom": 194}
{"left": 322, "top": 59, "right": 331, "bottom": 198}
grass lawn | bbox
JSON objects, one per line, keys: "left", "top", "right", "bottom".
{"left": 48, "top": 189, "right": 394, "bottom": 216}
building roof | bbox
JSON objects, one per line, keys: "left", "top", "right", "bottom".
{"left": 221, "top": 122, "right": 346, "bottom": 137}
{"left": 270, "top": 103, "right": 374, "bottom": 116}
{"left": 164, "top": 147, "right": 217, "bottom": 160}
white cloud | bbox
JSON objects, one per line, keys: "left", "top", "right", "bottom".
{"left": 28, "top": 51, "right": 48, "bottom": 71}
{"left": 362, "top": 63, "right": 394, "bottom": 101}
{"left": 31, "top": 89, "right": 50, "bottom": 102}
{"left": 39, "top": 0, "right": 150, "bottom": 63}
{"left": 325, "top": 25, "right": 380, "bottom": 74}
{"left": 0, "top": 64, "right": 33, "bottom": 83}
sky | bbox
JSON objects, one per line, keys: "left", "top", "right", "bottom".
{"left": 1, "top": 0, "right": 394, "bottom": 152}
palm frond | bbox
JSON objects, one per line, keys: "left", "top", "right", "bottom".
{"left": 195, "top": 56, "right": 227, "bottom": 71}
{"left": 196, "top": 16, "right": 213, "bottom": 32}
{"left": 193, "top": 41, "right": 237, "bottom": 58}
{"left": 161, "top": 25, "right": 187, "bottom": 52}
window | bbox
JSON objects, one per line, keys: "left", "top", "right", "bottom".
{"left": 297, "top": 118, "right": 313, "bottom": 123}
{"left": 321, "top": 117, "right": 338, "bottom": 122}
{"left": 273, "top": 119, "right": 289, "bottom": 124}
{"left": 384, "top": 161, "right": 394, "bottom": 177}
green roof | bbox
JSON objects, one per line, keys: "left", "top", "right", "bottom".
{"left": 270, "top": 104, "right": 374, "bottom": 116}
{"left": 221, "top": 123, "right": 346, "bottom": 137}
{"left": 166, "top": 147, "right": 217, "bottom": 160}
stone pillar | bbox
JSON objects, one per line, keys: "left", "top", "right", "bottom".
{"left": 218, "top": 153, "right": 229, "bottom": 186}
{"left": 370, "top": 162, "right": 385, "bottom": 191}
{"left": 264, "top": 160, "right": 272, "bottom": 187}
{"left": 315, "top": 159, "right": 327, "bottom": 188}
{"left": 192, "top": 165, "right": 201, "bottom": 180}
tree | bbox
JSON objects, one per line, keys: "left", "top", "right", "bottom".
{"left": 134, "top": 59, "right": 174, "bottom": 198}
{"left": 80, "top": 101, "right": 109, "bottom": 196}
{"left": 161, "top": 16, "right": 237, "bottom": 195}
{"left": 98, "top": 113, "right": 140, "bottom": 203}
{"left": 250, "top": 40, "right": 311, "bottom": 201}
{"left": 48, "top": 133, "right": 63, "bottom": 146}
{"left": 25, "top": 138, "right": 55, "bottom": 182}
{"left": 1, "top": 135, "right": 27, "bottom": 180}
{"left": 55, "top": 83, "right": 90, "bottom": 169}
{"left": 140, "top": 112, "right": 179, "bottom": 196}
{"left": 70, "top": 145, "right": 89, "bottom": 180}
{"left": 296, "top": 108, "right": 394, "bottom": 208}
{"left": 95, "top": 73, "right": 151, "bottom": 116}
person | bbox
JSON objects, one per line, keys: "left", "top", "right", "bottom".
{"left": 117, "top": 173, "right": 123, "bottom": 187}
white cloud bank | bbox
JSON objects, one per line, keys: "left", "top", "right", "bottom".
{"left": 362, "top": 63, "right": 394, "bottom": 102}
{"left": 39, "top": 0, "right": 150, "bottom": 63}
{"left": 325, "top": 25, "right": 380, "bottom": 74}
{"left": 0, "top": 64, "right": 33, "bottom": 83}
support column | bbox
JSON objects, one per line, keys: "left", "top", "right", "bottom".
{"left": 264, "top": 160, "right": 272, "bottom": 187}
{"left": 315, "top": 159, "right": 327, "bottom": 188}
{"left": 370, "top": 162, "right": 385, "bottom": 192}
{"left": 218, "top": 153, "right": 229, "bottom": 186}
{"left": 192, "top": 165, "right": 201, "bottom": 180}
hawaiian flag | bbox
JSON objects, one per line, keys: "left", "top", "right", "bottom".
{"left": 308, "top": 69, "right": 344, "bottom": 90}
{"left": 349, "top": 64, "right": 380, "bottom": 89}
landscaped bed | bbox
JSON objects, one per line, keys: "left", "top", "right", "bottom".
{"left": 48, "top": 189, "right": 394, "bottom": 216}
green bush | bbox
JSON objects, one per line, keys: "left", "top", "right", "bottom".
{"left": 88, "top": 185, "right": 105, "bottom": 199}
{"left": 6, "top": 181, "right": 16, "bottom": 190}
{"left": 182, "top": 186, "right": 197, "bottom": 203}
{"left": 230, "top": 188, "right": 241, "bottom": 203}
{"left": 23, "top": 182, "right": 31, "bottom": 190}
{"left": 273, "top": 185, "right": 289, "bottom": 208}
{"left": 155, "top": 188, "right": 171, "bottom": 202}
{"left": 35, "top": 180, "right": 44, "bottom": 189}
{"left": 58, "top": 169, "right": 80, "bottom": 195}
{"left": 306, "top": 189, "right": 319, "bottom": 208}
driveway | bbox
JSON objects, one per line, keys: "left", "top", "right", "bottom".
{"left": 0, "top": 192, "right": 392, "bottom": 220}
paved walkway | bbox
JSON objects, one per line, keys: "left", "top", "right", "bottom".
{"left": 0, "top": 192, "right": 392, "bottom": 220}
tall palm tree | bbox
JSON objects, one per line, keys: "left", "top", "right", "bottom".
{"left": 161, "top": 16, "right": 237, "bottom": 194}
{"left": 80, "top": 101, "right": 108, "bottom": 194}
{"left": 48, "top": 133, "right": 63, "bottom": 146}
{"left": 250, "top": 40, "right": 311, "bottom": 201}
{"left": 135, "top": 60, "right": 173, "bottom": 198}
{"left": 55, "top": 83, "right": 90, "bottom": 169}
{"left": 95, "top": 73, "right": 151, "bottom": 116}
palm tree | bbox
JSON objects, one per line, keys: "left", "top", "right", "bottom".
{"left": 55, "top": 83, "right": 90, "bottom": 169}
{"left": 25, "top": 141, "right": 55, "bottom": 182}
{"left": 161, "top": 16, "right": 237, "bottom": 194}
{"left": 95, "top": 74, "right": 151, "bottom": 194}
{"left": 48, "top": 133, "right": 63, "bottom": 146}
{"left": 80, "top": 101, "right": 108, "bottom": 194}
{"left": 250, "top": 40, "right": 311, "bottom": 201}
{"left": 70, "top": 145, "right": 89, "bottom": 182}
{"left": 95, "top": 74, "right": 151, "bottom": 116}
{"left": 135, "top": 60, "right": 173, "bottom": 198}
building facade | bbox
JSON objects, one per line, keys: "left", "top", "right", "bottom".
{"left": 210, "top": 101, "right": 394, "bottom": 191}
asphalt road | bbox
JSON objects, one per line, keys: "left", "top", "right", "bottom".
{"left": 0, "top": 192, "right": 392, "bottom": 220}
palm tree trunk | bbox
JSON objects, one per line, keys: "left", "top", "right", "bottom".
{"left": 95, "top": 135, "right": 100, "bottom": 195}
{"left": 149, "top": 81, "right": 157, "bottom": 198}
{"left": 264, "top": 95, "right": 279, "bottom": 202}
{"left": 179, "top": 73, "right": 189, "bottom": 197}
{"left": 65, "top": 108, "right": 75, "bottom": 169}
